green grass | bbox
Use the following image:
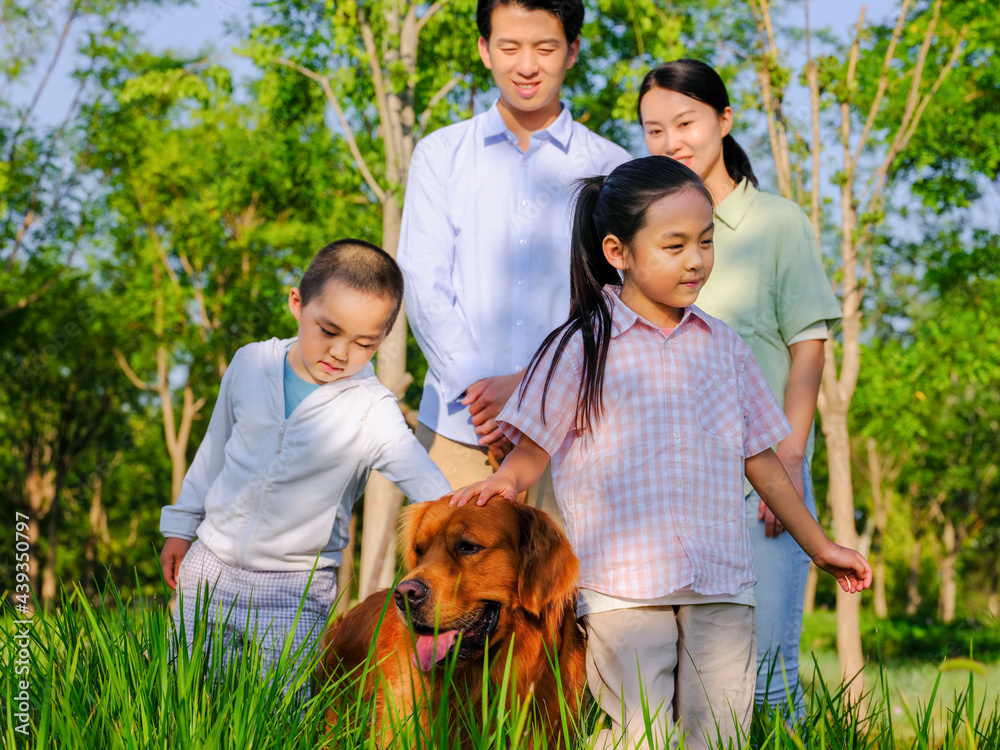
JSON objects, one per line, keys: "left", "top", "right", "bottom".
{"left": 2, "top": 582, "right": 999, "bottom": 749}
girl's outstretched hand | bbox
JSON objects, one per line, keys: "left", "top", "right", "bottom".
{"left": 811, "top": 542, "right": 873, "bottom": 594}
{"left": 448, "top": 475, "right": 519, "bottom": 507}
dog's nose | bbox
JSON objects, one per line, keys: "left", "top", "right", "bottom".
{"left": 394, "top": 579, "right": 428, "bottom": 610}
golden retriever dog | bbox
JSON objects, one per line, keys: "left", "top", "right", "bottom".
{"left": 318, "top": 496, "right": 585, "bottom": 746}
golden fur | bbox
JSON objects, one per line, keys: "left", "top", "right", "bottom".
{"left": 318, "top": 497, "right": 585, "bottom": 746}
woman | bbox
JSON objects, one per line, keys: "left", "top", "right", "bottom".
{"left": 638, "top": 59, "right": 842, "bottom": 716}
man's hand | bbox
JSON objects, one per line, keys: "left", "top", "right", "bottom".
{"left": 462, "top": 372, "right": 524, "bottom": 446}
{"left": 161, "top": 537, "right": 192, "bottom": 590}
{"left": 487, "top": 436, "right": 515, "bottom": 466}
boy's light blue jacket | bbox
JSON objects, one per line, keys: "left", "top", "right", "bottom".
{"left": 160, "top": 338, "right": 452, "bottom": 570}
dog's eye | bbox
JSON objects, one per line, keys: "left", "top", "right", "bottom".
{"left": 456, "top": 540, "right": 482, "bottom": 556}
{"left": 413, "top": 545, "right": 424, "bottom": 559}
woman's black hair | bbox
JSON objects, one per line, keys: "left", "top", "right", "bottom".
{"left": 520, "top": 156, "right": 712, "bottom": 433}
{"left": 638, "top": 59, "right": 759, "bottom": 189}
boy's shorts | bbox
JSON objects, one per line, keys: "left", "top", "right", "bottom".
{"left": 173, "top": 540, "right": 338, "bottom": 680}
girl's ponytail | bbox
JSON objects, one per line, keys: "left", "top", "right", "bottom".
{"left": 521, "top": 176, "right": 617, "bottom": 431}
{"left": 521, "top": 157, "right": 711, "bottom": 435}
{"left": 722, "top": 134, "right": 758, "bottom": 189}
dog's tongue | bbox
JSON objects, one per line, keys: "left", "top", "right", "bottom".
{"left": 412, "top": 630, "right": 459, "bottom": 672}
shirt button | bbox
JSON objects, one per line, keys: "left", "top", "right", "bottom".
{"left": 680, "top": 526, "right": 689, "bottom": 536}
{"left": 673, "top": 430, "right": 680, "bottom": 438}
{"left": 663, "top": 340, "right": 671, "bottom": 350}
{"left": 516, "top": 319, "right": 524, "bottom": 326}
{"left": 517, "top": 279, "right": 524, "bottom": 285}
{"left": 675, "top": 479, "right": 684, "bottom": 489}
{"left": 521, "top": 200, "right": 528, "bottom": 206}
{"left": 514, "top": 365, "right": 523, "bottom": 373}
{"left": 519, "top": 239, "right": 527, "bottom": 246}
{"left": 670, "top": 385, "right": 678, "bottom": 395}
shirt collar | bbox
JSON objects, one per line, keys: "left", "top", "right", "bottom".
{"left": 604, "top": 285, "right": 715, "bottom": 338}
{"left": 714, "top": 178, "right": 759, "bottom": 230}
{"left": 483, "top": 100, "right": 574, "bottom": 152}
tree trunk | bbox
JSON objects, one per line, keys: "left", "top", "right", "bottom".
{"left": 874, "top": 554, "right": 888, "bottom": 620}
{"left": 85, "top": 463, "right": 111, "bottom": 598}
{"left": 360, "top": 193, "right": 408, "bottom": 598}
{"left": 336, "top": 511, "right": 358, "bottom": 616}
{"left": 820, "top": 408, "right": 865, "bottom": 701}
{"left": 804, "top": 563, "right": 819, "bottom": 615}
{"left": 24, "top": 447, "right": 55, "bottom": 607}
{"left": 905, "top": 532, "right": 922, "bottom": 616}
{"left": 938, "top": 518, "right": 958, "bottom": 623}
{"left": 866, "top": 438, "right": 892, "bottom": 619}
{"left": 25, "top": 513, "right": 42, "bottom": 611}
{"left": 42, "top": 494, "right": 58, "bottom": 604}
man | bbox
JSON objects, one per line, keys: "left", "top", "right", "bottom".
{"left": 398, "top": 0, "right": 631, "bottom": 528}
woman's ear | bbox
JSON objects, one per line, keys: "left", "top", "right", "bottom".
{"left": 603, "top": 234, "right": 627, "bottom": 271}
{"left": 719, "top": 106, "right": 734, "bottom": 139}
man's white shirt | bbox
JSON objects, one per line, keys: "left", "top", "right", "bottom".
{"left": 398, "top": 101, "right": 631, "bottom": 446}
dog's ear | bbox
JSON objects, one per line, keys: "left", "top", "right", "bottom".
{"left": 397, "top": 501, "right": 432, "bottom": 571}
{"left": 512, "top": 502, "right": 579, "bottom": 620}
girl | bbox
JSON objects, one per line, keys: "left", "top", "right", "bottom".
{"left": 449, "top": 156, "right": 870, "bottom": 750}
{"left": 638, "top": 59, "right": 843, "bottom": 715}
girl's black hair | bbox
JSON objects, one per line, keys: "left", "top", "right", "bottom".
{"left": 638, "top": 59, "right": 759, "bottom": 189}
{"left": 520, "top": 156, "right": 712, "bottom": 433}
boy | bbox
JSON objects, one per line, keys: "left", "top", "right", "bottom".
{"left": 397, "top": 0, "right": 631, "bottom": 530}
{"left": 160, "top": 239, "right": 452, "bottom": 676}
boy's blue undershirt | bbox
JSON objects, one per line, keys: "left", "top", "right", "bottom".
{"left": 283, "top": 345, "right": 321, "bottom": 418}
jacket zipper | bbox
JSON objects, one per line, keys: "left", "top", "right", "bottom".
{"left": 236, "top": 419, "right": 288, "bottom": 567}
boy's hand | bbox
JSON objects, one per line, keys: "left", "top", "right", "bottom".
{"left": 812, "top": 542, "right": 873, "bottom": 594}
{"left": 448, "top": 475, "right": 519, "bottom": 508}
{"left": 161, "top": 537, "right": 192, "bottom": 590}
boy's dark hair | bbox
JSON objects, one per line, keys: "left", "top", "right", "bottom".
{"left": 477, "top": 0, "right": 584, "bottom": 43}
{"left": 520, "top": 156, "right": 712, "bottom": 433}
{"left": 638, "top": 59, "right": 759, "bottom": 189}
{"left": 299, "top": 239, "right": 404, "bottom": 331}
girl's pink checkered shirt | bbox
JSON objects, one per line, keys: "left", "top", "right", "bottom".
{"left": 498, "top": 287, "right": 791, "bottom": 600}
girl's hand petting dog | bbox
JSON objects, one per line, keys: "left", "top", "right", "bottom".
{"left": 161, "top": 537, "right": 192, "bottom": 590}
{"left": 449, "top": 435, "right": 552, "bottom": 508}
{"left": 448, "top": 475, "right": 519, "bottom": 507}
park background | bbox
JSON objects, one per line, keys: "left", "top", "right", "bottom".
{"left": 2, "top": 0, "right": 999, "bottom": 743}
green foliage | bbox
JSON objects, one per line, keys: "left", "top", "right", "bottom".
{"left": 1, "top": 0, "right": 190, "bottom": 318}
{"left": 0, "top": 271, "right": 156, "bottom": 591}
{"left": 4, "top": 580, "right": 1000, "bottom": 748}
{"left": 852, "top": 228, "right": 1000, "bottom": 616}
{"left": 885, "top": 0, "right": 1000, "bottom": 211}
{"left": 803, "top": 609, "right": 1000, "bottom": 663}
